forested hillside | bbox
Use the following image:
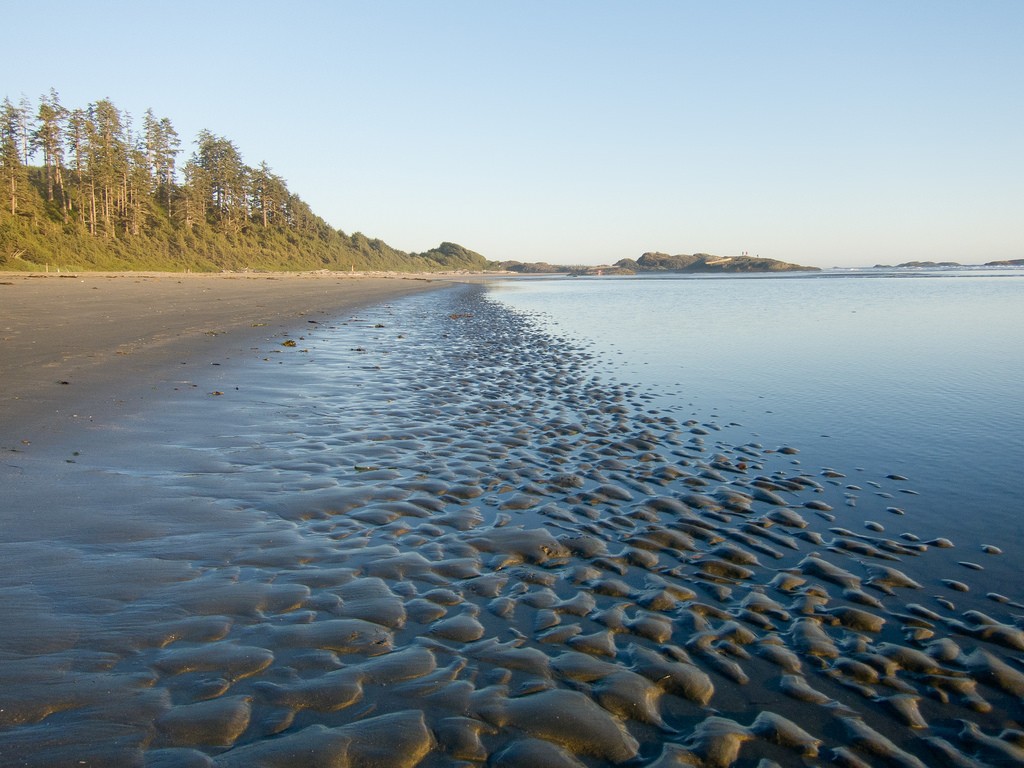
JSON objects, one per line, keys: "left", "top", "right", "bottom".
{"left": 0, "top": 90, "right": 490, "bottom": 272}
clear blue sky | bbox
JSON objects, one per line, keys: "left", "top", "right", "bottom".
{"left": 6, "top": 1, "right": 1023, "bottom": 267}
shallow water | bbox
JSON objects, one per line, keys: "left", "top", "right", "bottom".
{"left": 1, "top": 281, "right": 1023, "bottom": 767}
{"left": 489, "top": 269, "right": 1024, "bottom": 548}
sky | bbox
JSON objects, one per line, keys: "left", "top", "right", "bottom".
{"left": 5, "top": 1, "right": 1023, "bottom": 268}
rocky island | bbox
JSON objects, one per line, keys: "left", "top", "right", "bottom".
{"left": 614, "top": 251, "right": 819, "bottom": 274}
{"left": 501, "top": 251, "right": 818, "bottom": 276}
{"left": 873, "top": 259, "right": 1024, "bottom": 268}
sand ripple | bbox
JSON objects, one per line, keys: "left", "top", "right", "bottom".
{"left": 1, "top": 284, "right": 1021, "bottom": 766}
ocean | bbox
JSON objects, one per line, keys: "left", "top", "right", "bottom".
{"left": 487, "top": 267, "right": 1024, "bottom": 551}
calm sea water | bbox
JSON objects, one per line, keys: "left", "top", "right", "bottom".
{"left": 487, "top": 268, "right": 1024, "bottom": 548}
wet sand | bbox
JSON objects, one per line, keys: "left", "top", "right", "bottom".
{"left": 0, "top": 271, "right": 445, "bottom": 447}
{"left": 1, "top": 278, "right": 1022, "bottom": 767}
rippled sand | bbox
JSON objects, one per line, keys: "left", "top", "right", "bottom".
{"left": 1, "top": 283, "right": 1021, "bottom": 767}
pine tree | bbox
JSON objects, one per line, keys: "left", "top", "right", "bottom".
{"left": 87, "top": 99, "right": 127, "bottom": 237}
{"left": 0, "top": 97, "right": 26, "bottom": 217}
{"left": 65, "top": 107, "right": 90, "bottom": 228}
{"left": 192, "top": 130, "right": 248, "bottom": 230}
{"left": 181, "top": 156, "right": 209, "bottom": 232}
{"left": 34, "top": 88, "right": 68, "bottom": 210}
{"left": 250, "top": 161, "right": 288, "bottom": 228}
{"left": 16, "top": 94, "right": 33, "bottom": 165}
{"left": 143, "top": 108, "right": 180, "bottom": 211}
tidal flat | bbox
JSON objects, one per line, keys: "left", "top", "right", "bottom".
{"left": 1, "top": 281, "right": 1022, "bottom": 767}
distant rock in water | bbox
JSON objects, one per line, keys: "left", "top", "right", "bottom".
{"left": 619, "top": 251, "right": 819, "bottom": 273}
{"left": 500, "top": 252, "right": 816, "bottom": 276}
{"left": 880, "top": 260, "right": 964, "bottom": 268}
{"left": 873, "top": 259, "right": 1024, "bottom": 268}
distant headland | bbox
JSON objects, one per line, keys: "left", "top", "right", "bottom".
{"left": 0, "top": 89, "right": 490, "bottom": 274}
{"left": 498, "top": 251, "right": 819, "bottom": 276}
{"left": 873, "top": 259, "right": 1024, "bottom": 269}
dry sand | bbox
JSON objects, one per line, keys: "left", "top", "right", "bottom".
{"left": 0, "top": 271, "right": 447, "bottom": 446}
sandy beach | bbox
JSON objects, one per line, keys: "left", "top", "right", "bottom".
{"left": 0, "top": 271, "right": 446, "bottom": 448}
{"left": 1, "top": 273, "right": 1022, "bottom": 767}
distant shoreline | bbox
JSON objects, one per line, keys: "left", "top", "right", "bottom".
{"left": 872, "top": 259, "right": 1024, "bottom": 268}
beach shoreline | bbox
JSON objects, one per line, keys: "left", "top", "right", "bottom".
{"left": 0, "top": 270, "right": 459, "bottom": 450}
{"left": 1, "top": 277, "right": 1021, "bottom": 767}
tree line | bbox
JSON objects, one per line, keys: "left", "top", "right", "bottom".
{"left": 0, "top": 90, "right": 488, "bottom": 272}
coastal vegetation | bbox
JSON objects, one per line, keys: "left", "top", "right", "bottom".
{"left": 500, "top": 252, "right": 818, "bottom": 275}
{"left": 1, "top": 89, "right": 830, "bottom": 276}
{"left": 616, "top": 251, "right": 818, "bottom": 273}
{"left": 874, "top": 259, "right": 1024, "bottom": 268}
{"left": 0, "top": 90, "right": 489, "bottom": 273}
